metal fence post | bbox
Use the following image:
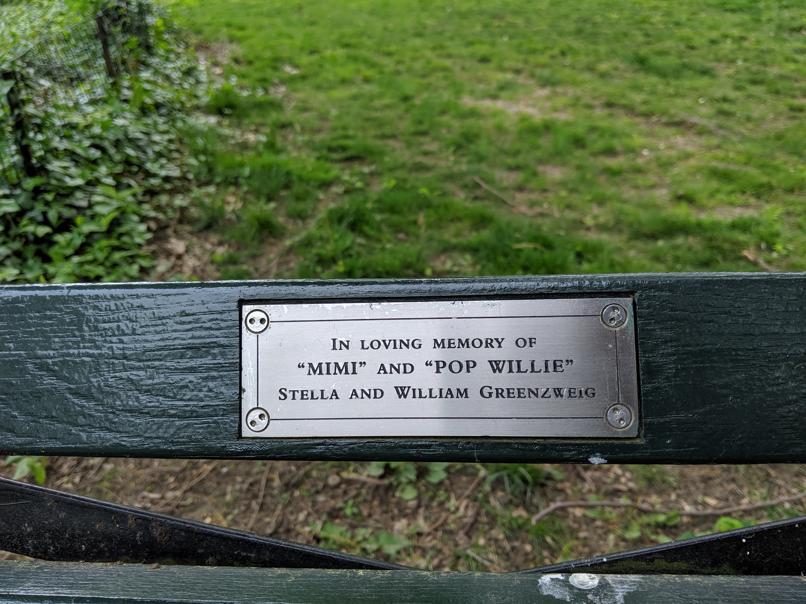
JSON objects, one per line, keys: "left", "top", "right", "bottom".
{"left": 135, "top": 0, "right": 154, "bottom": 55}
{"left": 96, "top": 13, "right": 118, "bottom": 81}
{"left": 2, "top": 70, "right": 37, "bottom": 178}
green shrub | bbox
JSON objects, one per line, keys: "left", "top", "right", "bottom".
{"left": 0, "top": 1, "right": 201, "bottom": 284}
{"left": 3, "top": 455, "right": 47, "bottom": 485}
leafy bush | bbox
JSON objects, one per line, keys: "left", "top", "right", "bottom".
{"left": 3, "top": 455, "right": 47, "bottom": 484}
{"left": 365, "top": 461, "right": 451, "bottom": 501}
{"left": 0, "top": 1, "right": 201, "bottom": 283}
{"left": 0, "top": 1, "right": 79, "bottom": 61}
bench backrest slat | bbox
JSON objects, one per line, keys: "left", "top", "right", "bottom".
{"left": 0, "top": 274, "right": 803, "bottom": 463}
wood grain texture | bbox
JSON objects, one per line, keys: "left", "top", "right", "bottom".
{"left": 0, "top": 562, "right": 804, "bottom": 603}
{"left": 0, "top": 274, "right": 804, "bottom": 462}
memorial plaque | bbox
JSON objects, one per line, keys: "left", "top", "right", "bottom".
{"left": 240, "top": 297, "right": 639, "bottom": 438}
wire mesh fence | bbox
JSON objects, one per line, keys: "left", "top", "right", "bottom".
{"left": 1, "top": 0, "right": 154, "bottom": 186}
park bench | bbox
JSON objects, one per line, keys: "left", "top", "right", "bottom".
{"left": 0, "top": 273, "right": 804, "bottom": 602}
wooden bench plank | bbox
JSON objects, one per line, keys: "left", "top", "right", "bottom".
{"left": 0, "top": 563, "right": 804, "bottom": 603}
{"left": 0, "top": 274, "right": 803, "bottom": 462}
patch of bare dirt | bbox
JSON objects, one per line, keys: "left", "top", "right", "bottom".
{"left": 538, "top": 164, "right": 567, "bottom": 181}
{"left": 195, "top": 40, "right": 237, "bottom": 80}
{"left": 706, "top": 204, "right": 761, "bottom": 220}
{"left": 462, "top": 86, "right": 571, "bottom": 121}
{"left": 429, "top": 252, "right": 480, "bottom": 276}
{"left": 146, "top": 223, "right": 226, "bottom": 281}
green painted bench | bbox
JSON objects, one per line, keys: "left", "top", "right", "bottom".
{"left": 0, "top": 273, "right": 804, "bottom": 602}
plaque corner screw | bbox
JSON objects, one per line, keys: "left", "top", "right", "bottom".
{"left": 245, "top": 407, "right": 270, "bottom": 432}
{"left": 601, "top": 303, "right": 628, "bottom": 329}
{"left": 605, "top": 403, "right": 632, "bottom": 430}
{"left": 245, "top": 309, "right": 269, "bottom": 334}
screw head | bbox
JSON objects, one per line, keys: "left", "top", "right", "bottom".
{"left": 244, "top": 309, "right": 269, "bottom": 334}
{"left": 245, "top": 407, "right": 270, "bottom": 432}
{"left": 601, "top": 303, "right": 628, "bottom": 329}
{"left": 606, "top": 403, "right": 633, "bottom": 430}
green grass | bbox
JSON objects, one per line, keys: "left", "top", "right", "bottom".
{"left": 175, "top": 0, "right": 805, "bottom": 279}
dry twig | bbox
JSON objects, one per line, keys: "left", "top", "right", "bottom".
{"left": 530, "top": 490, "right": 806, "bottom": 524}
{"left": 247, "top": 462, "right": 272, "bottom": 532}
{"left": 464, "top": 549, "right": 497, "bottom": 570}
{"left": 741, "top": 249, "right": 777, "bottom": 272}
{"left": 473, "top": 177, "right": 515, "bottom": 207}
{"left": 165, "top": 463, "right": 215, "bottom": 513}
{"left": 254, "top": 463, "right": 315, "bottom": 534}
{"left": 427, "top": 470, "right": 486, "bottom": 533}
{"left": 340, "top": 473, "right": 387, "bottom": 486}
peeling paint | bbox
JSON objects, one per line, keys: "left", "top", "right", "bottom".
{"left": 599, "top": 575, "right": 641, "bottom": 604}
{"left": 537, "top": 574, "right": 572, "bottom": 601}
{"left": 588, "top": 455, "right": 608, "bottom": 465}
{"left": 569, "top": 573, "right": 599, "bottom": 590}
{"left": 537, "top": 574, "right": 640, "bottom": 604}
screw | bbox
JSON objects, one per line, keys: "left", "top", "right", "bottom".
{"left": 605, "top": 403, "right": 633, "bottom": 430}
{"left": 244, "top": 309, "right": 269, "bottom": 334}
{"left": 601, "top": 303, "right": 628, "bottom": 329}
{"left": 245, "top": 407, "right": 270, "bottom": 432}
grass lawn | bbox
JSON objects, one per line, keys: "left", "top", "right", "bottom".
{"left": 174, "top": 0, "right": 804, "bottom": 280}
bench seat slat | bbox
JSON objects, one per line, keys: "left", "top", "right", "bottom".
{"left": 0, "top": 563, "right": 805, "bottom": 603}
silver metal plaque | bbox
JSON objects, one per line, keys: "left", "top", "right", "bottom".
{"left": 241, "top": 297, "right": 639, "bottom": 438}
